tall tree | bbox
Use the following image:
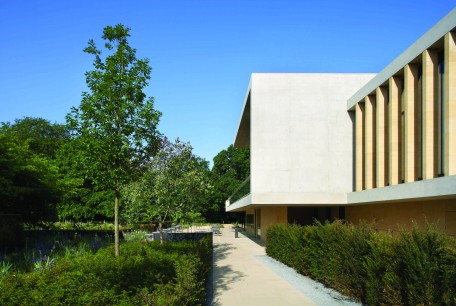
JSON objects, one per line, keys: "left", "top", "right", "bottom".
{"left": 66, "top": 24, "right": 161, "bottom": 255}
{"left": 122, "top": 138, "right": 211, "bottom": 243}
{"left": 206, "top": 145, "right": 250, "bottom": 223}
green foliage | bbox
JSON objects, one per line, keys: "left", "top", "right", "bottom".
{"left": 265, "top": 224, "right": 306, "bottom": 270}
{"left": 124, "top": 230, "right": 148, "bottom": 242}
{"left": 363, "top": 231, "right": 402, "bottom": 305}
{"left": 152, "top": 256, "right": 206, "bottom": 305}
{"left": 66, "top": 24, "right": 162, "bottom": 254}
{"left": 0, "top": 117, "right": 68, "bottom": 158}
{"left": 0, "top": 239, "right": 212, "bottom": 305}
{"left": 266, "top": 222, "right": 456, "bottom": 305}
{"left": 0, "top": 261, "right": 13, "bottom": 275}
{"left": 393, "top": 225, "right": 456, "bottom": 305}
{"left": 206, "top": 145, "right": 250, "bottom": 222}
{"left": 0, "top": 118, "right": 65, "bottom": 223}
{"left": 51, "top": 221, "right": 119, "bottom": 231}
{"left": 122, "top": 138, "right": 211, "bottom": 241}
{"left": 55, "top": 138, "right": 115, "bottom": 221}
{"left": 66, "top": 24, "right": 161, "bottom": 192}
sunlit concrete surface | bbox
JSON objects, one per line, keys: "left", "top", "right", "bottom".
{"left": 209, "top": 224, "right": 315, "bottom": 306}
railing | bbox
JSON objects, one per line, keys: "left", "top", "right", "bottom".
{"left": 226, "top": 176, "right": 250, "bottom": 207}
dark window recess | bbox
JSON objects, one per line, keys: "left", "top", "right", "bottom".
{"left": 438, "top": 51, "right": 445, "bottom": 176}
{"left": 287, "top": 207, "right": 344, "bottom": 225}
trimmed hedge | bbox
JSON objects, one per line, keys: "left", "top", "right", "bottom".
{"left": 266, "top": 221, "right": 456, "bottom": 305}
{"left": 0, "top": 238, "right": 212, "bottom": 305}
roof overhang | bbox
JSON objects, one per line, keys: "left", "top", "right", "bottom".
{"left": 233, "top": 80, "right": 251, "bottom": 148}
{"left": 347, "top": 8, "right": 456, "bottom": 111}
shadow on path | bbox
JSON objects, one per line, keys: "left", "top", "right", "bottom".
{"left": 237, "top": 230, "right": 265, "bottom": 247}
{"left": 207, "top": 242, "right": 246, "bottom": 306}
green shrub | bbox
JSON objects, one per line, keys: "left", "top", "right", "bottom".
{"left": 363, "top": 231, "right": 400, "bottom": 305}
{"left": 392, "top": 224, "right": 456, "bottom": 305}
{"left": 266, "top": 221, "right": 456, "bottom": 305}
{"left": 0, "top": 238, "right": 212, "bottom": 305}
{"left": 151, "top": 256, "right": 206, "bottom": 305}
{"left": 266, "top": 224, "right": 306, "bottom": 271}
{"left": 299, "top": 221, "right": 374, "bottom": 298}
{"left": 124, "top": 230, "right": 148, "bottom": 242}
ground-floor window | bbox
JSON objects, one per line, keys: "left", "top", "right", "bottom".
{"left": 287, "top": 206, "right": 345, "bottom": 225}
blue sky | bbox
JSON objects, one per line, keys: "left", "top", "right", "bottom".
{"left": 1, "top": 1, "right": 455, "bottom": 164}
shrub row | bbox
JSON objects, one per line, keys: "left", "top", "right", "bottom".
{"left": 266, "top": 221, "right": 456, "bottom": 305}
{"left": 0, "top": 238, "right": 212, "bottom": 305}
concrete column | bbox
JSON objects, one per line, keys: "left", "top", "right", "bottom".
{"left": 355, "top": 103, "right": 365, "bottom": 191}
{"left": 365, "top": 95, "right": 376, "bottom": 189}
{"left": 389, "top": 76, "right": 402, "bottom": 185}
{"left": 404, "top": 64, "right": 419, "bottom": 182}
{"left": 376, "top": 86, "right": 388, "bottom": 187}
{"left": 444, "top": 31, "right": 456, "bottom": 175}
{"left": 422, "top": 49, "right": 438, "bottom": 179}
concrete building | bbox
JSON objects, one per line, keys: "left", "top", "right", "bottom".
{"left": 226, "top": 9, "right": 456, "bottom": 239}
{"left": 225, "top": 73, "right": 375, "bottom": 238}
{"left": 346, "top": 8, "right": 456, "bottom": 234}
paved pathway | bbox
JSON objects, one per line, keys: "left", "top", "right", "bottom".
{"left": 209, "top": 224, "right": 316, "bottom": 306}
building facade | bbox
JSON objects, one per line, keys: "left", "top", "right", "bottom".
{"left": 226, "top": 73, "right": 375, "bottom": 238}
{"left": 226, "top": 9, "right": 456, "bottom": 239}
{"left": 346, "top": 8, "right": 456, "bottom": 234}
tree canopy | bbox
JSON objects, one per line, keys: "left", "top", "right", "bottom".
{"left": 66, "top": 24, "right": 161, "bottom": 255}
{"left": 206, "top": 145, "right": 250, "bottom": 223}
{"left": 55, "top": 137, "right": 114, "bottom": 221}
{"left": 122, "top": 138, "right": 211, "bottom": 243}
{"left": 0, "top": 118, "right": 66, "bottom": 223}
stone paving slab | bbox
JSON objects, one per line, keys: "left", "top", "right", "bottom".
{"left": 209, "top": 225, "right": 316, "bottom": 306}
{"left": 208, "top": 224, "right": 361, "bottom": 306}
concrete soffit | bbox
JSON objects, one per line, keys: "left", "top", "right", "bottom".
{"left": 347, "top": 8, "right": 456, "bottom": 111}
{"left": 233, "top": 78, "right": 252, "bottom": 148}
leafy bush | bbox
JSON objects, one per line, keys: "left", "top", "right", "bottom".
{"left": 151, "top": 256, "right": 207, "bottom": 305}
{"left": 301, "top": 221, "right": 374, "bottom": 298}
{"left": 0, "top": 238, "right": 212, "bottom": 305}
{"left": 266, "top": 224, "right": 306, "bottom": 270}
{"left": 124, "top": 230, "right": 148, "bottom": 242}
{"left": 392, "top": 225, "right": 456, "bottom": 305}
{"left": 363, "top": 231, "right": 399, "bottom": 305}
{"left": 266, "top": 221, "right": 456, "bottom": 305}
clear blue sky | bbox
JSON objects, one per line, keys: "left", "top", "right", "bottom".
{"left": 1, "top": 1, "right": 455, "bottom": 164}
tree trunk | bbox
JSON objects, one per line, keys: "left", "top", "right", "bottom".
{"left": 115, "top": 191, "right": 120, "bottom": 256}
{"left": 159, "top": 221, "right": 163, "bottom": 245}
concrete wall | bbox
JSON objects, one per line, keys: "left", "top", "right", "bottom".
{"left": 249, "top": 73, "right": 374, "bottom": 206}
{"left": 346, "top": 199, "right": 456, "bottom": 236}
{"left": 260, "top": 206, "right": 288, "bottom": 241}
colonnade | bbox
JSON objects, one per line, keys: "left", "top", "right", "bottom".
{"left": 355, "top": 32, "right": 456, "bottom": 191}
